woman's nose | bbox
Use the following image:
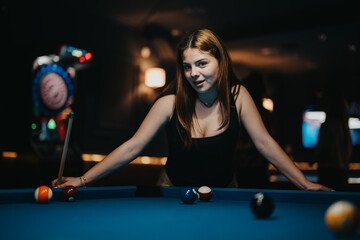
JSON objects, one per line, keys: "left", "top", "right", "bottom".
{"left": 191, "top": 67, "right": 199, "bottom": 78}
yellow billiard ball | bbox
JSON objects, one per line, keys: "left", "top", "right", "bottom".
{"left": 325, "top": 200, "right": 359, "bottom": 236}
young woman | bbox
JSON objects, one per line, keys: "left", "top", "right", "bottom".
{"left": 53, "top": 29, "right": 332, "bottom": 191}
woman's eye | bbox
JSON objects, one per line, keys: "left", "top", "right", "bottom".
{"left": 183, "top": 65, "right": 191, "bottom": 70}
{"left": 198, "top": 61, "right": 207, "bottom": 67}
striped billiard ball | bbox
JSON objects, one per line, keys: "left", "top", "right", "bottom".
{"left": 197, "top": 186, "right": 213, "bottom": 201}
{"left": 34, "top": 186, "right": 53, "bottom": 203}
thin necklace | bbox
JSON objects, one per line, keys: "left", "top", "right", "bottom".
{"left": 199, "top": 98, "right": 217, "bottom": 108}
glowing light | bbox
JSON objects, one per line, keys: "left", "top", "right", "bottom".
{"left": 71, "top": 50, "right": 83, "bottom": 58}
{"left": 132, "top": 156, "right": 167, "bottom": 165}
{"left": 160, "top": 158, "right": 167, "bottom": 165}
{"left": 81, "top": 154, "right": 167, "bottom": 165}
{"left": 31, "top": 123, "right": 37, "bottom": 130}
{"left": 304, "top": 111, "right": 326, "bottom": 123}
{"left": 260, "top": 48, "right": 278, "bottom": 56}
{"left": 82, "top": 154, "right": 106, "bottom": 162}
{"left": 140, "top": 156, "right": 151, "bottom": 164}
{"left": 85, "top": 52, "right": 92, "bottom": 60}
{"left": 79, "top": 56, "right": 85, "bottom": 63}
{"left": 171, "top": 29, "right": 181, "bottom": 37}
{"left": 145, "top": 68, "right": 166, "bottom": 88}
{"left": 141, "top": 46, "right": 151, "bottom": 58}
{"left": 2, "top": 152, "right": 18, "bottom": 159}
{"left": 47, "top": 118, "right": 56, "bottom": 130}
{"left": 304, "top": 113, "right": 359, "bottom": 129}
{"left": 262, "top": 98, "right": 274, "bottom": 112}
{"left": 349, "top": 117, "right": 360, "bottom": 129}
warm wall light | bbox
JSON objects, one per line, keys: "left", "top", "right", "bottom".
{"left": 145, "top": 68, "right": 166, "bottom": 88}
{"left": 262, "top": 98, "right": 274, "bottom": 112}
{"left": 82, "top": 154, "right": 106, "bottom": 162}
{"left": 141, "top": 46, "right": 151, "bottom": 58}
{"left": 81, "top": 154, "right": 167, "bottom": 165}
{"left": 2, "top": 152, "right": 18, "bottom": 159}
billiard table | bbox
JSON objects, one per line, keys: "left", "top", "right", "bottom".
{"left": 0, "top": 186, "right": 359, "bottom": 240}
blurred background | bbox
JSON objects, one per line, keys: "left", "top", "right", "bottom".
{"left": 1, "top": 0, "right": 359, "bottom": 190}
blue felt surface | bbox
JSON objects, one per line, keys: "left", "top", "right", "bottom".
{"left": 0, "top": 187, "right": 359, "bottom": 240}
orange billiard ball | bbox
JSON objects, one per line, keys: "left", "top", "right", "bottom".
{"left": 325, "top": 200, "right": 359, "bottom": 236}
{"left": 34, "top": 186, "right": 53, "bottom": 203}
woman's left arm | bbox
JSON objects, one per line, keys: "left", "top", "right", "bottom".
{"left": 236, "top": 86, "right": 333, "bottom": 191}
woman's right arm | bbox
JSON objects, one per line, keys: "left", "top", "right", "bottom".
{"left": 52, "top": 95, "right": 175, "bottom": 188}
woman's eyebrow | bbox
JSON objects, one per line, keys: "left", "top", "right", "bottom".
{"left": 183, "top": 58, "right": 208, "bottom": 65}
{"left": 195, "top": 58, "right": 208, "bottom": 63}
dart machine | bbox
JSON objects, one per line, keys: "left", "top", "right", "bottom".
{"left": 30, "top": 45, "right": 92, "bottom": 177}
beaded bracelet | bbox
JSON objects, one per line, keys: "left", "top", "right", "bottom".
{"left": 80, "top": 176, "right": 87, "bottom": 187}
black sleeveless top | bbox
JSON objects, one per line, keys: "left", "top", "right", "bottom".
{"left": 165, "top": 99, "right": 240, "bottom": 187}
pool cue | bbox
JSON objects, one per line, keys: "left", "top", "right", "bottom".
{"left": 56, "top": 112, "right": 74, "bottom": 186}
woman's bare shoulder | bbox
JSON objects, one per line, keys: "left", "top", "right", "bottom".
{"left": 153, "top": 94, "right": 176, "bottom": 116}
{"left": 156, "top": 94, "right": 175, "bottom": 105}
{"left": 233, "top": 85, "right": 250, "bottom": 106}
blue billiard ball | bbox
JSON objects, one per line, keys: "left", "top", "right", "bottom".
{"left": 180, "top": 187, "right": 197, "bottom": 204}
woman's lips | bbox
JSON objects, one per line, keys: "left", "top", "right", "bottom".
{"left": 194, "top": 80, "right": 205, "bottom": 87}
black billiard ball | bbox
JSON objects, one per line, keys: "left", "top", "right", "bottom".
{"left": 180, "top": 187, "right": 197, "bottom": 204}
{"left": 62, "top": 185, "right": 78, "bottom": 202}
{"left": 250, "top": 192, "right": 274, "bottom": 218}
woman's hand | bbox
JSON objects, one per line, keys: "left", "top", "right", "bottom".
{"left": 305, "top": 181, "right": 335, "bottom": 191}
{"left": 51, "top": 176, "right": 82, "bottom": 188}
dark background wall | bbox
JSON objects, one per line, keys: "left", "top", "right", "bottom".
{"left": 1, "top": 0, "right": 359, "bottom": 188}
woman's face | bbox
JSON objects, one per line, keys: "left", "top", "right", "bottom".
{"left": 182, "top": 48, "right": 219, "bottom": 94}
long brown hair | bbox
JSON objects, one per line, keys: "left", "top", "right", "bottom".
{"left": 158, "top": 29, "right": 242, "bottom": 148}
